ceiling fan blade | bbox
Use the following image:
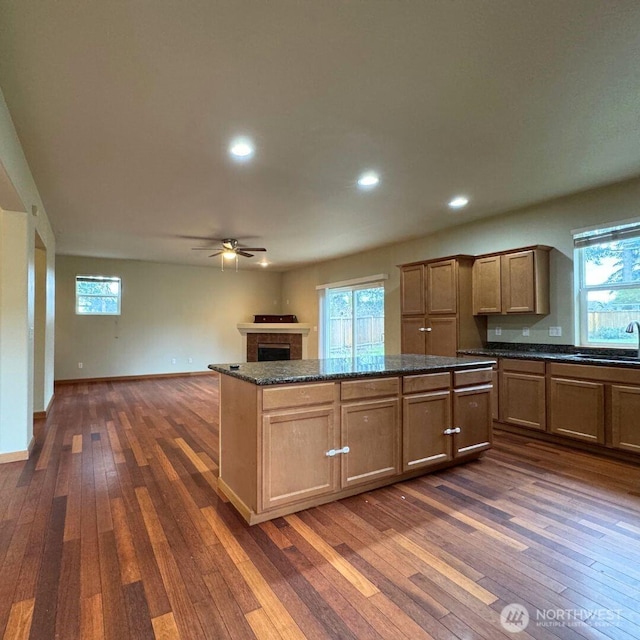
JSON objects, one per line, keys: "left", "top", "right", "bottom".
{"left": 240, "top": 247, "right": 266, "bottom": 252}
{"left": 236, "top": 251, "right": 254, "bottom": 258}
{"left": 208, "top": 251, "right": 223, "bottom": 258}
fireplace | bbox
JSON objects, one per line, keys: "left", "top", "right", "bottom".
{"left": 258, "top": 343, "right": 291, "bottom": 361}
{"left": 238, "top": 321, "right": 311, "bottom": 362}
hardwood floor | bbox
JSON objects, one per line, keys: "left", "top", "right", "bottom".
{"left": 1, "top": 375, "right": 640, "bottom": 639}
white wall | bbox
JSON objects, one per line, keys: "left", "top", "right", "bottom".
{"left": 283, "top": 176, "right": 640, "bottom": 358}
{"left": 0, "top": 86, "right": 55, "bottom": 457}
{"left": 55, "top": 256, "right": 283, "bottom": 380}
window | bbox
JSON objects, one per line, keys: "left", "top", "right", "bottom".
{"left": 317, "top": 275, "right": 387, "bottom": 359}
{"left": 574, "top": 220, "right": 640, "bottom": 347}
{"left": 75, "top": 275, "right": 122, "bottom": 315}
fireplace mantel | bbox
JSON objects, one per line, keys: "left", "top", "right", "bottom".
{"left": 237, "top": 323, "right": 311, "bottom": 361}
{"left": 237, "top": 323, "right": 311, "bottom": 336}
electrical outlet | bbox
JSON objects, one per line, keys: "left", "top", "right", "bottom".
{"left": 171, "top": 358, "right": 177, "bottom": 364}
{"left": 78, "top": 362, "right": 83, "bottom": 369}
{"left": 188, "top": 357, "right": 193, "bottom": 364}
{"left": 549, "top": 326, "right": 562, "bottom": 337}
{"left": 522, "top": 327, "right": 530, "bottom": 337}
{"left": 494, "top": 327, "right": 502, "bottom": 336}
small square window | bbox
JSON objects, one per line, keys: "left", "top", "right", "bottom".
{"left": 76, "top": 275, "right": 121, "bottom": 315}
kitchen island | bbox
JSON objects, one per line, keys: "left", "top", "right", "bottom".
{"left": 209, "top": 354, "right": 495, "bottom": 524}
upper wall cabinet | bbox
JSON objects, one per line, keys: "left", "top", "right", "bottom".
{"left": 400, "top": 264, "right": 425, "bottom": 315}
{"left": 472, "top": 246, "right": 551, "bottom": 315}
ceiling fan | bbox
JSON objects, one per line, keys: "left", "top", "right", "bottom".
{"left": 191, "top": 237, "right": 267, "bottom": 259}
{"left": 192, "top": 238, "right": 267, "bottom": 270}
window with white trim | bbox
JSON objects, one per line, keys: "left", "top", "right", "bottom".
{"left": 75, "top": 275, "right": 122, "bottom": 315}
{"left": 574, "top": 220, "right": 640, "bottom": 347}
{"left": 317, "top": 275, "right": 387, "bottom": 359}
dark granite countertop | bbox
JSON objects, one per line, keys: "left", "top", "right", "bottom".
{"left": 208, "top": 354, "right": 496, "bottom": 385}
{"left": 458, "top": 342, "right": 640, "bottom": 369}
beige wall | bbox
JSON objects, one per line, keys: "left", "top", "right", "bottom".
{"left": 55, "top": 256, "right": 283, "bottom": 380}
{"left": 283, "top": 176, "right": 640, "bottom": 358}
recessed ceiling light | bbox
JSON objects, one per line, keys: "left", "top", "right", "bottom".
{"left": 448, "top": 196, "right": 469, "bottom": 209}
{"left": 260, "top": 260, "right": 269, "bottom": 268}
{"left": 357, "top": 171, "right": 380, "bottom": 189}
{"left": 229, "top": 137, "right": 255, "bottom": 160}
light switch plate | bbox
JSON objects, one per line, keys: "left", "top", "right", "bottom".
{"left": 549, "top": 326, "right": 562, "bottom": 337}
{"left": 494, "top": 327, "right": 502, "bottom": 336}
{"left": 522, "top": 327, "right": 530, "bottom": 337}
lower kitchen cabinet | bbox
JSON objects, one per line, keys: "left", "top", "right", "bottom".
{"left": 548, "top": 377, "right": 605, "bottom": 444}
{"left": 500, "top": 359, "right": 546, "bottom": 431}
{"left": 341, "top": 397, "right": 401, "bottom": 488}
{"left": 452, "top": 384, "right": 493, "bottom": 455}
{"left": 402, "top": 390, "right": 452, "bottom": 471}
{"left": 611, "top": 385, "right": 640, "bottom": 453}
{"left": 262, "top": 406, "right": 338, "bottom": 510}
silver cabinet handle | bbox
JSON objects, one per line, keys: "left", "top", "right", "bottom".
{"left": 444, "top": 427, "right": 462, "bottom": 435}
{"left": 418, "top": 327, "right": 432, "bottom": 332}
{"left": 326, "top": 446, "right": 350, "bottom": 457}
{"left": 452, "top": 427, "right": 461, "bottom": 434}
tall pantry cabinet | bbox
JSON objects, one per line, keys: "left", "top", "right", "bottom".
{"left": 400, "top": 256, "right": 486, "bottom": 357}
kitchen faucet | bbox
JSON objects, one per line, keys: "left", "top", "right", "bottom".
{"left": 625, "top": 322, "right": 640, "bottom": 358}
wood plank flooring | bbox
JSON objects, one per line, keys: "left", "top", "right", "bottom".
{"left": 1, "top": 375, "right": 640, "bottom": 639}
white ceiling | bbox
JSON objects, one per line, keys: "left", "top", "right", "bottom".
{"left": 1, "top": 1, "right": 640, "bottom": 270}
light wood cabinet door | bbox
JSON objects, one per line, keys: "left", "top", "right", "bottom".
{"left": 401, "top": 316, "right": 427, "bottom": 355}
{"left": 427, "top": 259, "right": 457, "bottom": 314}
{"left": 400, "top": 265, "right": 425, "bottom": 315}
{"left": 548, "top": 377, "right": 605, "bottom": 444}
{"left": 427, "top": 316, "right": 458, "bottom": 357}
{"left": 403, "top": 390, "right": 452, "bottom": 471}
{"left": 472, "top": 255, "right": 501, "bottom": 315}
{"left": 611, "top": 385, "right": 640, "bottom": 453}
{"left": 452, "top": 385, "right": 492, "bottom": 456}
{"left": 262, "top": 407, "right": 338, "bottom": 510}
{"left": 501, "top": 251, "right": 535, "bottom": 313}
{"left": 341, "top": 398, "right": 400, "bottom": 488}
{"left": 500, "top": 371, "right": 546, "bottom": 431}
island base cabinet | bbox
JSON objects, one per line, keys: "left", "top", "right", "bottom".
{"left": 611, "top": 385, "right": 640, "bottom": 453}
{"left": 261, "top": 407, "right": 338, "bottom": 511}
{"left": 403, "top": 391, "right": 452, "bottom": 471}
{"left": 341, "top": 398, "right": 401, "bottom": 488}
{"left": 549, "top": 377, "right": 605, "bottom": 444}
{"left": 452, "top": 385, "right": 493, "bottom": 456}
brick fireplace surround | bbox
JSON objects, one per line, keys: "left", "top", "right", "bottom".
{"left": 237, "top": 323, "right": 311, "bottom": 362}
{"left": 246, "top": 333, "right": 302, "bottom": 361}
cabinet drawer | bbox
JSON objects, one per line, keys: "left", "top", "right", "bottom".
{"left": 262, "top": 383, "right": 336, "bottom": 410}
{"left": 454, "top": 368, "right": 493, "bottom": 387}
{"left": 341, "top": 377, "right": 399, "bottom": 401}
{"left": 403, "top": 372, "right": 450, "bottom": 394}
{"left": 500, "top": 358, "right": 545, "bottom": 375}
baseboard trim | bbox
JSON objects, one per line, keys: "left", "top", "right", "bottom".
{"left": 55, "top": 370, "right": 217, "bottom": 386}
{"left": 33, "top": 393, "right": 55, "bottom": 420}
{"left": 0, "top": 436, "right": 35, "bottom": 464}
